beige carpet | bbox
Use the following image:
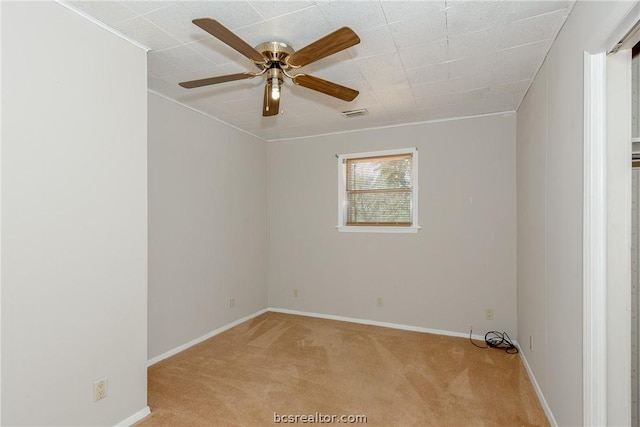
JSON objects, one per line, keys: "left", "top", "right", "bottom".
{"left": 136, "top": 312, "right": 549, "bottom": 426}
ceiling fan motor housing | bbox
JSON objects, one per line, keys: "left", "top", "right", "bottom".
{"left": 254, "top": 41, "right": 295, "bottom": 66}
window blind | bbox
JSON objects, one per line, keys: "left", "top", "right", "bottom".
{"left": 345, "top": 153, "right": 413, "bottom": 226}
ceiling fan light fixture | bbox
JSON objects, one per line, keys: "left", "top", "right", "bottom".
{"left": 267, "top": 68, "right": 283, "bottom": 102}
{"left": 271, "top": 77, "right": 280, "bottom": 100}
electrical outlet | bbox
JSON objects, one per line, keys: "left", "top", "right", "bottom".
{"left": 377, "top": 297, "right": 383, "bottom": 307}
{"left": 529, "top": 335, "right": 534, "bottom": 351}
{"left": 93, "top": 377, "right": 107, "bottom": 402}
{"left": 293, "top": 289, "right": 298, "bottom": 298}
{"left": 485, "top": 308, "right": 494, "bottom": 320}
{"left": 229, "top": 298, "right": 236, "bottom": 308}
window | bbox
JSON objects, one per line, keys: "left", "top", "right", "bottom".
{"left": 337, "top": 148, "right": 419, "bottom": 233}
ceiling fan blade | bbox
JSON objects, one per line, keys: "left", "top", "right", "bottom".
{"left": 263, "top": 82, "right": 280, "bottom": 117}
{"left": 286, "top": 27, "right": 360, "bottom": 68}
{"left": 179, "top": 72, "right": 255, "bottom": 89}
{"left": 192, "top": 18, "right": 267, "bottom": 64}
{"left": 292, "top": 74, "right": 359, "bottom": 102}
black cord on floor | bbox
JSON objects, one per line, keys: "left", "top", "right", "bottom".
{"left": 469, "top": 327, "right": 519, "bottom": 354}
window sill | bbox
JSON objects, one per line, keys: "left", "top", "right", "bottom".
{"left": 336, "top": 225, "right": 422, "bottom": 234}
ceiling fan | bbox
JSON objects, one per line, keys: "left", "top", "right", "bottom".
{"left": 178, "top": 18, "right": 361, "bottom": 117}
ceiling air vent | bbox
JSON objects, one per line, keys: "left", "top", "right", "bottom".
{"left": 341, "top": 108, "right": 368, "bottom": 118}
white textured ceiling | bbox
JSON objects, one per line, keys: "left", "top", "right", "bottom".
{"left": 65, "top": 0, "right": 575, "bottom": 141}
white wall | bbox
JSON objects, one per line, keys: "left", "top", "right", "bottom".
{"left": 268, "top": 114, "right": 517, "bottom": 336}
{"left": 516, "top": 2, "right": 637, "bottom": 425}
{"left": 517, "top": 59, "right": 548, "bottom": 397}
{"left": 147, "top": 93, "right": 268, "bottom": 360}
{"left": 1, "top": 2, "right": 148, "bottom": 426}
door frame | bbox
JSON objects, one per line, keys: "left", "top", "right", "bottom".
{"left": 584, "top": 3, "right": 639, "bottom": 425}
{"left": 583, "top": 49, "right": 608, "bottom": 426}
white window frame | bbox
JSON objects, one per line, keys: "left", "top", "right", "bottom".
{"left": 337, "top": 147, "right": 420, "bottom": 233}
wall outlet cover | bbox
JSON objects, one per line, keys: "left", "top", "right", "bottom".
{"left": 93, "top": 377, "right": 107, "bottom": 402}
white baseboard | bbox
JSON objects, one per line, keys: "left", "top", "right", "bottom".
{"left": 115, "top": 406, "right": 150, "bottom": 427}
{"left": 147, "top": 308, "right": 269, "bottom": 366}
{"left": 268, "top": 307, "right": 486, "bottom": 341}
{"left": 516, "top": 343, "right": 557, "bottom": 427}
